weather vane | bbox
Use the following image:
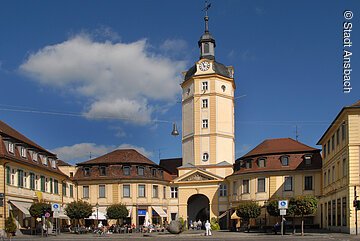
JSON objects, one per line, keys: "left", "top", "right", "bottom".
{"left": 203, "top": 0, "right": 211, "bottom": 17}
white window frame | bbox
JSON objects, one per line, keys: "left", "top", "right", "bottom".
{"left": 20, "top": 147, "right": 27, "bottom": 158}
{"left": 202, "top": 99, "right": 208, "bottom": 108}
{"left": 202, "top": 119, "right": 208, "bottom": 128}
{"left": 99, "top": 185, "right": 106, "bottom": 198}
{"left": 257, "top": 178, "right": 265, "bottom": 193}
{"left": 219, "top": 184, "right": 227, "bottom": 197}
{"left": 8, "top": 142, "right": 14, "bottom": 154}
{"left": 138, "top": 184, "right": 146, "bottom": 197}
{"left": 123, "top": 184, "right": 131, "bottom": 197}
{"left": 284, "top": 176, "right": 293, "bottom": 191}
{"left": 202, "top": 81, "right": 208, "bottom": 91}
{"left": 170, "top": 187, "right": 178, "bottom": 199}
{"left": 83, "top": 186, "right": 89, "bottom": 198}
{"left": 152, "top": 185, "right": 159, "bottom": 198}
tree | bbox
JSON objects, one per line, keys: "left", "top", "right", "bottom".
{"left": 266, "top": 199, "right": 281, "bottom": 217}
{"left": 106, "top": 203, "right": 128, "bottom": 225}
{"left": 236, "top": 200, "right": 261, "bottom": 232}
{"left": 5, "top": 215, "right": 16, "bottom": 239}
{"left": 64, "top": 200, "right": 93, "bottom": 226}
{"left": 288, "top": 195, "right": 318, "bottom": 236}
{"left": 29, "top": 202, "right": 51, "bottom": 218}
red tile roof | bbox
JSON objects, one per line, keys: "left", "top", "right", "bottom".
{"left": 351, "top": 100, "right": 360, "bottom": 107}
{"left": 242, "top": 138, "right": 318, "bottom": 158}
{"left": 57, "top": 159, "right": 71, "bottom": 166}
{"left": 0, "top": 121, "right": 67, "bottom": 177}
{"left": 77, "top": 149, "right": 156, "bottom": 166}
{"left": 159, "top": 158, "right": 182, "bottom": 175}
{"left": 0, "top": 120, "right": 52, "bottom": 155}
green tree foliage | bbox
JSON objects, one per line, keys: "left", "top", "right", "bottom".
{"left": 266, "top": 199, "right": 294, "bottom": 217}
{"left": 266, "top": 199, "right": 281, "bottom": 217}
{"left": 64, "top": 200, "right": 93, "bottom": 222}
{"left": 106, "top": 203, "right": 128, "bottom": 224}
{"left": 236, "top": 200, "right": 261, "bottom": 232}
{"left": 29, "top": 202, "right": 51, "bottom": 218}
{"left": 210, "top": 217, "right": 220, "bottom": 230}
{"left": 288, "top": 195, "right": 318, "bottom": 236}
{"left": 5, "top": 215, "right": 17, "bottom": 236}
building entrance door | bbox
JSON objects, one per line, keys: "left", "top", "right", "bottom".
{"left": 187, "top": 194, "right": 210, "bottom": 227}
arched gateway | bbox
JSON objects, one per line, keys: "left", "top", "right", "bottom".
{"left": 187, "top": 194, "right": 210, "bottom": 224}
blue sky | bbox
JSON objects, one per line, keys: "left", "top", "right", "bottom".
{"left": 0, "top": 0, "right": 359, "bottom": 164}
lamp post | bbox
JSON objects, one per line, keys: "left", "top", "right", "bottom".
{"left": 95, "top": 202, "right": 99, "bottom": 227}
{"left": 264, "top": 200, "right": 268, "bottom": 226}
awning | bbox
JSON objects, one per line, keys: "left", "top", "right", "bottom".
{"left": 10, "top": 201, "right": 31, "bottom": 218}
{"left": 127, "top": 206, "right": 132, "bottom": 218}
{"left": 86, "top": 211, "right": 107, "bottom": 220}
{"left": 55, "top": 210, "right": 69, "bottom": 219}
{"left": 231, "top": 211, "right": 240, "bottom": 220}
{"left": 218, "top": 210, "right": 228, "bottom": 219}
{"left": 152, "top": 206, "right": 167, "bottom": 218}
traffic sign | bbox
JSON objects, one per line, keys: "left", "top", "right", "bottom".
{"left": 280, "top": 209, "right": 286, "bottom": 215}
{"left": 52, "top": 203, "right": 60, "bottom": 211}
{"left": 278, "top": 200, "right": 288, "bottom": 209}
{"left": 53, "top": 211, "right": 60, "bottom": 218}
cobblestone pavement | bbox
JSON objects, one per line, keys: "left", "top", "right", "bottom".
{"left": 4, "top": 230, "right": 360, "bottom": 241}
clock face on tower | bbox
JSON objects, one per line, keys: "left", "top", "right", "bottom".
{"left": 199, "top": 61, "right": 210, "bottom": 71}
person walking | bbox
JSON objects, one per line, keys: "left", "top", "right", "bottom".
{"left": 205, "top": 220, "right": 212, "bottom": 236}
{"left": 197, "top": 220, "right": 202, "bottom": 230}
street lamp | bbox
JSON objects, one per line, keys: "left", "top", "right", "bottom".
{"left": 95, "top": 202, "right": 99, "bottom": 226}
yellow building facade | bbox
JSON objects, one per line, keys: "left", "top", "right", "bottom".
{"left": 0, "top": 120, "right": 75, "bottom": 233}
{"left": 317, "top": 100, "right": 360, "bottom": 234}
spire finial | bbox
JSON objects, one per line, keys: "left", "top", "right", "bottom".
{"left": 203, "top": 0, "right": 211, "bottom": 33}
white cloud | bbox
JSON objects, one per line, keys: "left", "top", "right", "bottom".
{"left": 160, "top": 39, "right": 188, "bottom": 52}
{"left": 51, "top": 142, "right": 153, "bottom": 163}
{"left": 20, "top": 34, "right": 186, "bottom": 124}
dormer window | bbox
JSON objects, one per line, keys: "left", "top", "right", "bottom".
{"left": 20, "top": 147, "right": 27, "bottom": 158}
{"left": 32, "top": 152, "right": 38, "bottom": 162}
{"left": 51, "top": 159, "right": 56, "bottom": 169}
{"left": 304, "top": 155, "right": 312, "bottom": 165}
{"left": 84, "top": 167, "right": 90, "bottom": 176}
{"left": 245, "top": 160, "right": 252, "bottom": 169}
{"left": 152, "top": 169, "right": 157, "bottom": 177}
{"left": 8, "top": 142, "right": 14, "bottom": 154}
{"left": 123, "top": 166, "right": 130, "bottom": 176}
{"left": 257, "top": 158, "right": 266, "bottom": 168}
{"left": 281, "top": 156, "right": 289, "bottom": 166}
{"left": 99, "top": 166, "right": 106, "bottom": 176}
{"left": 137, "top": 166, "right": 144, "bottom": 176}
{"left": 42, "top": 156, "right": 48, "bottom": 166}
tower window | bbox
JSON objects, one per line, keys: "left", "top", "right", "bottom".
{"left": 202, "top": 153, "right": 209, "bottom": 162}
{"left": 202, "top": 82, "right": 208, "bottom": 91}
{"left": 202, "top": 99, "right": 208, "bottom": 108}
{"left": 202, "top": 119, "right": 208, "bottom": 128}
{"left": 204, "top": 43, "right": 209, "bottom": 54}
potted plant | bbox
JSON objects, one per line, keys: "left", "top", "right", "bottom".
{"left": 5, "top": 215, "right": 17, "bottom": 239}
